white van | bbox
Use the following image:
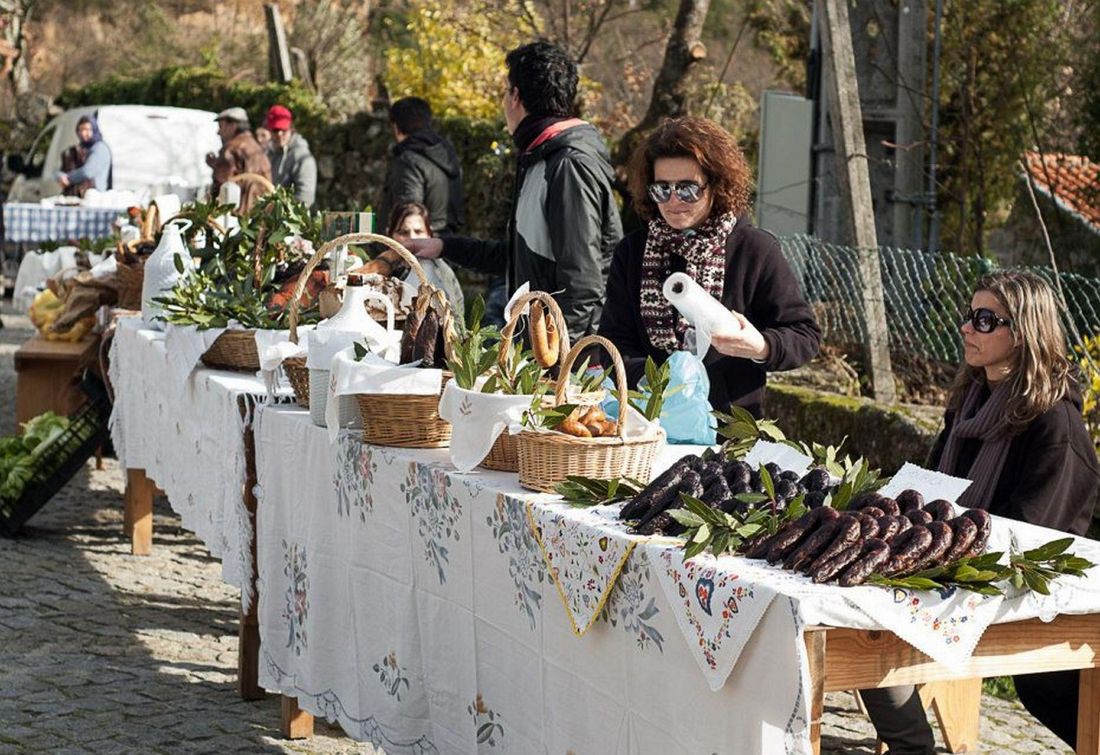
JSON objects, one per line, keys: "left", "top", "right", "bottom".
{"left": 5, "top": 104, "right": 222, "bottom": 203}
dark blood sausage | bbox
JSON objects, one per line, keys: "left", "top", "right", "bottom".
{"left": 908, "top": 520, "right": 954, "bottom": 574}
{"left": 874, "top": 516, "right": 901, "bottom": 544}
{"left": 634, "top": 470, "right": 701, "bottom": 530}
{"left": 961, "top": 509, "right": 993, "bottom": 557}
{"left": 413, "top": 308, "right": 441, "bottom": 365}
{"left": 923, "top": 499, "right": 956, "bottom": 522}
{"left": 857, "top": 514, "right": 881, "bottom": 540}
{"left": 881, "top": 526, "right": 934, "bottom": 576}
{"left": 619, "top": 458, "right": 696, "bottom": 520}
{"left": 877, "top": 498, "right": 901, "bottom": 517}
{"left": 698, "top": 460, "right": 726, "bottom": 489}
{"left": 838, "top": 538, "right": 892, "bottom": 586}
{"left": 636, "top": 511, "right": 680, "bottom": 536}
{"left": 743, "top": 528, "right": 780, "bottom": 559}
{"left": 700, "top": 476, "right": 732, "bottom": 509}
{"left": 860, "top": 506, "right": 885, "bottom": 520}
{"left": 785, "top": 519, "right": 842, "bottom": 572}
{"left": 766, "top": 508, "right": 839, "bottom": 563}
{"left": 849, "top": 493, "right": 884, "bottom": 512}
{"left": 892, "top": 514, "right": 912, "bottom": 537}
{"left": 895, "top": 489, "right": 926, "bottom": 514}
{"left": 724, "top": 459, "right": 752, "bottom": 489}
{"left": 905, "top": 509, "right": 933, "bottom": 527}
{"left": 399, "top": 305, "right": 424, "bottom": 364}
{"left": 806, "top": 515, "right": 862, "bottom": 574}
{"left": 940, "top": 516, "right": 979, "bottom": 564}
{"left": 811, "top": 540, "right": 865, "bottom": 583}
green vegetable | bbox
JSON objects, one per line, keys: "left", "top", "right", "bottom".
{"left": 0, "top": 411, "right": 77, "bottom": 501}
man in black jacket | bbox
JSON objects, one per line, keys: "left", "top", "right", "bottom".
{"left": 407, "top": 41, "right": 623, "bottom": 339}
{"left": 380, "top": 97, "right": 465, "bottom": 236}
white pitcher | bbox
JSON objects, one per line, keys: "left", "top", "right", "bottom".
{"left": 141, "top": 219, "right": 193, "bottom": 330}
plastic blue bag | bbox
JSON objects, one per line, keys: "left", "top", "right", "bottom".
{"left": 598, "top": 351, "right": 717, "bottom": 445}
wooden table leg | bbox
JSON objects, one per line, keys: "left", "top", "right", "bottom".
{"left": 925, "top": 678, "right": 982, "bottom": 753}
{"left": 125, "top": 468, "right": 154, "bottom": 555}
{"left": 1078, "top": 665, "right": 1100, "bottom": 754}
{"left": 805, "top": 628, "right": 827, "bottom": 755}
{"left": 237, "top": 406, "right": 265, "bottom": 700}
{"left": 281, "top": 695, "right": 314, "bottom": 739}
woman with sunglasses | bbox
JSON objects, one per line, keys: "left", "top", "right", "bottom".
{"left": 863, "top": 270, "right": 1099, "bottom": 754}
{"left": 597, "top": 116, "right": 820, "bottom": 417}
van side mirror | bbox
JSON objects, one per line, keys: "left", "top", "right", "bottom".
{"left": 5, "top": 153, "right": 25, "bottom": 174}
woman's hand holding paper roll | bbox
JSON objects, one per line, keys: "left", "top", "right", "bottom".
{"left": 711, "top": 311, "right": 769, "bottom": 361}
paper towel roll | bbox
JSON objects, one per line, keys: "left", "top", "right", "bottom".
{"left": 662, "top": 272, "right": 741, "bottom": 358}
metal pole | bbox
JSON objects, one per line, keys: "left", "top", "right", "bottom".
{"left": 926, "top": 0, "right": 944, "bottom": 252}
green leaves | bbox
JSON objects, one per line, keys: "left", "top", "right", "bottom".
{"left": 445, "top": 296, "right": 501, "bottom": 390}
{"left": 670, "top": 494, "right": 772, "bottom": 561}
{"left": 714, "top": 406, "right": 787, "bottom": 459}
{"left": 554, "top": 475, "right": 645, "bottom": 508}
{"left": 628, "top": 356, "right": 680, "bottom": 422}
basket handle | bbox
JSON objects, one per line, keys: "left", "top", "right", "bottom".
{"left": 498, "top": 290, "right": 572, "bottom": 372}
{"left": 553, "top": 335, "right": 628, "bottom": 439}
{"left": 288, "top": 233, "right": 434, "bottom": 345}
{"left": 226, "top": 172, "right": 276, "bottom": 192}
{"left": 360, "top": 289, "right": 396, "bottom": 334}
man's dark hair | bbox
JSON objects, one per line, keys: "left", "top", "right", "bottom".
{"left": 505, "top": 41, "right": 578, "bottom": 118}
{"left": 389, "top": 97, "right": 433, "bottom": 135}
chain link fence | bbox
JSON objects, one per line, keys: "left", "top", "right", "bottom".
{"left": 779, "top": 234, "right": 1100, "bottom": 365}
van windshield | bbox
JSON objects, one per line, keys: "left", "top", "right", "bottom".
{"left": 25, "top": 121, "right": 57, "bottom": 178}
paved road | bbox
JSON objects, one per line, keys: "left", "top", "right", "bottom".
{"left": 0, "top": 303, "right": 1070, "bottom": 753}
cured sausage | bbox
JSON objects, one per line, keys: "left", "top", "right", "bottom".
{"left": 923, "top": 499, "right": 956, "bottom": 522}
{"left": 857, "top": 514, "right": 881, "bottom": 540}
{"left": 811, "top": 540, "right": 864, "bottom": 583}
{"left": 908, "top": 520, "right": 954, "bottom": 573}
{"left": 619, "top": 458, "right": 695, "bottom": 521}
{"left": 530, "top": 302, "right": 560, "bottom": 368}
{"left": 962, "top": 509, "right": 992, "bottom": 557}
{"left": 399, "top": 303, "right": 424, "bottom": 364}
{"left": 807, "top": 515, "right": 861, "bottom": 574}
{"left": 874, "top": 516, "right": 901, "bottom": 543}
{"left": 838, "top": 538, "right": 891, "bottom": 586}
{"left": 940, "top": 516, "right": 978, "bottom": 564}
{"left": 905, "top": 509, "right": 933, "bottom": 527}
{"left": 881, "top": 526, "right": 933, "bottom": 576}
{"left": 877, "top": 498, "right": 901, "bottom": 517}
{"left": 896, "top": 489, "right": 925, "bottom": 514}
{"left": 785, "top": 519, "right": 842, "bottom": 572}
{"left": 766, "top": 508, "right": 839, "bottom": 564}
{"left": 860, "top": 506, "right": 885, "bottom": 520}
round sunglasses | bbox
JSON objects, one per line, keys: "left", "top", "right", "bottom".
{"left": 647, "top": 180, "right": 707, "bottom": 204}
{"left": 963, "top": 307, "right": 1012, "bottom": 334}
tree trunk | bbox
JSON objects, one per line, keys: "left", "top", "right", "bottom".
{"left": 1, "top": 0, "right": 35, "bottom": 97}
{"left": 611, "top": 0, "right": 711, "bottom": 173}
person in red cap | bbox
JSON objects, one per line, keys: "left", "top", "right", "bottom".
{"left": 265, "top": 104, "right": 317, "bottom": 208}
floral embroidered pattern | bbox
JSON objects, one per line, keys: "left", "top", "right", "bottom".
{"left": 602, "top": 550, "right": 665, "bottom": 652}
{"left": 403, "top": 462, "right": 463, "bottom": 584}
{"left": 487, "top": 494, "right": 544, "bottom": 630}
{"left": 892, "top": 587, "right": 985, "bottom": 646}
{"left": 373, "top": 651, "right": 411, "bottom": 701}
{"left": 468, "top": 694, "right": 504, "bottom": 747}
{"left": 282, "top": 539, "right": 309, "bottom": 655}
{"left": 334, "top": 433, "right": 375, "bottom": 520}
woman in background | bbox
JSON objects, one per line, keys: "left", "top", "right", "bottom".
{"left": 386, "top": 202, "right": 465, "bottom": 318}
{"left": 58, "top": 115, "right": 112, "bottom": 196}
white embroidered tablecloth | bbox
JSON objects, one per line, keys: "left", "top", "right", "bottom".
{"left": 253, "top": 405, "right": 1100, "bottom": 754}
{"left": 254, "top": 407, "right": 811, "bottom": 754}
{"left": 109, "top": 316, "right": 287, "bottom": 611}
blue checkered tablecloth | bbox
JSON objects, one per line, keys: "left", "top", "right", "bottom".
{"left": 2, "top": 202, "right": 125, "bottom": 243}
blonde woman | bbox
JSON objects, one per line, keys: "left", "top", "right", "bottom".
{"left": 864, "top": 269, "right": 1099, "bottom": 753}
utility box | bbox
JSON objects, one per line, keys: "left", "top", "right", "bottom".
{"left": 756, "top": 91, "right": 814, "bottom": 237}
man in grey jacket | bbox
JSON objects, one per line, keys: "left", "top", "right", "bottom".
{"left": 407, "top": 42, "right": 622, "bottom": 340}
{"left": 265, "top": 105, "right": 317, "bottom": 207}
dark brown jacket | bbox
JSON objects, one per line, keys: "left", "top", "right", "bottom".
{"left": 597, "top": 219, "right": 821, "bottom": 417}
{"left": 929, "top": 387, "right": 1100, "bottom": 535}
{"left": 212, "top": 130, "right": 271, "bottom": 199}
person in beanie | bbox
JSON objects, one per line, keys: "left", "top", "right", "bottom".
{"left": 406, "top": 42, "right": 622, "bottom": 340}
{"left": 265, "top": 104, "right": 317, "bottom": 208}
{"left": 58, "top": 115, "right": 112, "bottom": 196}
{"left": 206, "top": 106, "right": 271, "bottom": 200}
{"left": 380, "top": 97, "right": 465, "bottom": 236}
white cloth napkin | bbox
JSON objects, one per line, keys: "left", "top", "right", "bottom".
{"left": 325, "top": 349, "right": 444, "bottom": 441}
{"left": 164, "top": 323, "right": 227, "bottom": 386}
{"left": 437, "top": 382, "right": 532, "bottom": 472}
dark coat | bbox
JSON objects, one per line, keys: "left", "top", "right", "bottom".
{"left": 441, "top": 122, "right": 623, "bottom": 340}
{"left": 381, "top": 130, "right": 465, "bottom": 236}
{"left": 597, "top": 220, "right": 821, "bottom": 417}
{"left": 928, "top": 387, "right": 1100, "bottom": 535}
{"left": 212, "top": 130, "right": 271, "bottom": 198}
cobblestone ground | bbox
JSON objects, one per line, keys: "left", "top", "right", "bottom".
{"left": 0, "top": 303, "right": 1071, "bottom": 753}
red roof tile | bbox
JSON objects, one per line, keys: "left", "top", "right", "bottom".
{"left": 1023, "top": 152, "right": 1100, "bottom": 233}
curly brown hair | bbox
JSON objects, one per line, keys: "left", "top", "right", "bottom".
{"left": 627, "top": 116, "right": 753, "bottom": 222}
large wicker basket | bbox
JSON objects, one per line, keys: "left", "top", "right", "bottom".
{"left": 115, "top": 257, "right": 144, "bottom": 311}
{"left": 515, "top": 335, "right": 663, "bottom": 493}
{"left": 479, "top": 291, "right": 572, "bottom": 472}
{"left": 200, "top": 329, "right": 261, "bottom": 372}
{"left": 302, "top": 234, "right": 456, "bottom": 448}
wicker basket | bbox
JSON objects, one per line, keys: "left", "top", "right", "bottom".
{"left": 115, "top": 257, "right": 144, "bottom": 311}
{"left": 284, "top": 356, "right": 310, "bottom": 408}
{"left": 200, "top": 329, "right": 261, "bottom": 372}
{"left": 516, "top": 335, "right": 663, "bottom": 493}
{"left": 334, "top": 235, "right": 457, "bottom": 448}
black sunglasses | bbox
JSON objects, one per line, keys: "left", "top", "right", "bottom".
{"left": 963, "top": 307, "right": 1012, "bottom": 334}
{"left": 647, "top": 180, "right": 707, "bottom": 204}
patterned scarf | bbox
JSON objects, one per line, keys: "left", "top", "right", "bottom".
{"left": 936, "top": 378, "right": 1014, "bottom": 509}
{"left": 640, "top": 212, "right": 737, "bottom": 352}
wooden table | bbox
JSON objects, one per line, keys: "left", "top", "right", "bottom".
{"left": 14, "top": 334, "right": 98, "bottom": 425}
{"left": 805, "top": 613, "right": 1100, "bottom": 754}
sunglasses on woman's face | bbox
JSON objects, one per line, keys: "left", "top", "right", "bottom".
{"left": 963, "top": 307, "right": 1012, "bottom": 334}
{"left": 647, "top": 180, "right": 707, "bottom": 204}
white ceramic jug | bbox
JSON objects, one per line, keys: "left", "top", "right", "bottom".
{"left": 141, "top": 219, "right": 193, "bottom": 330}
